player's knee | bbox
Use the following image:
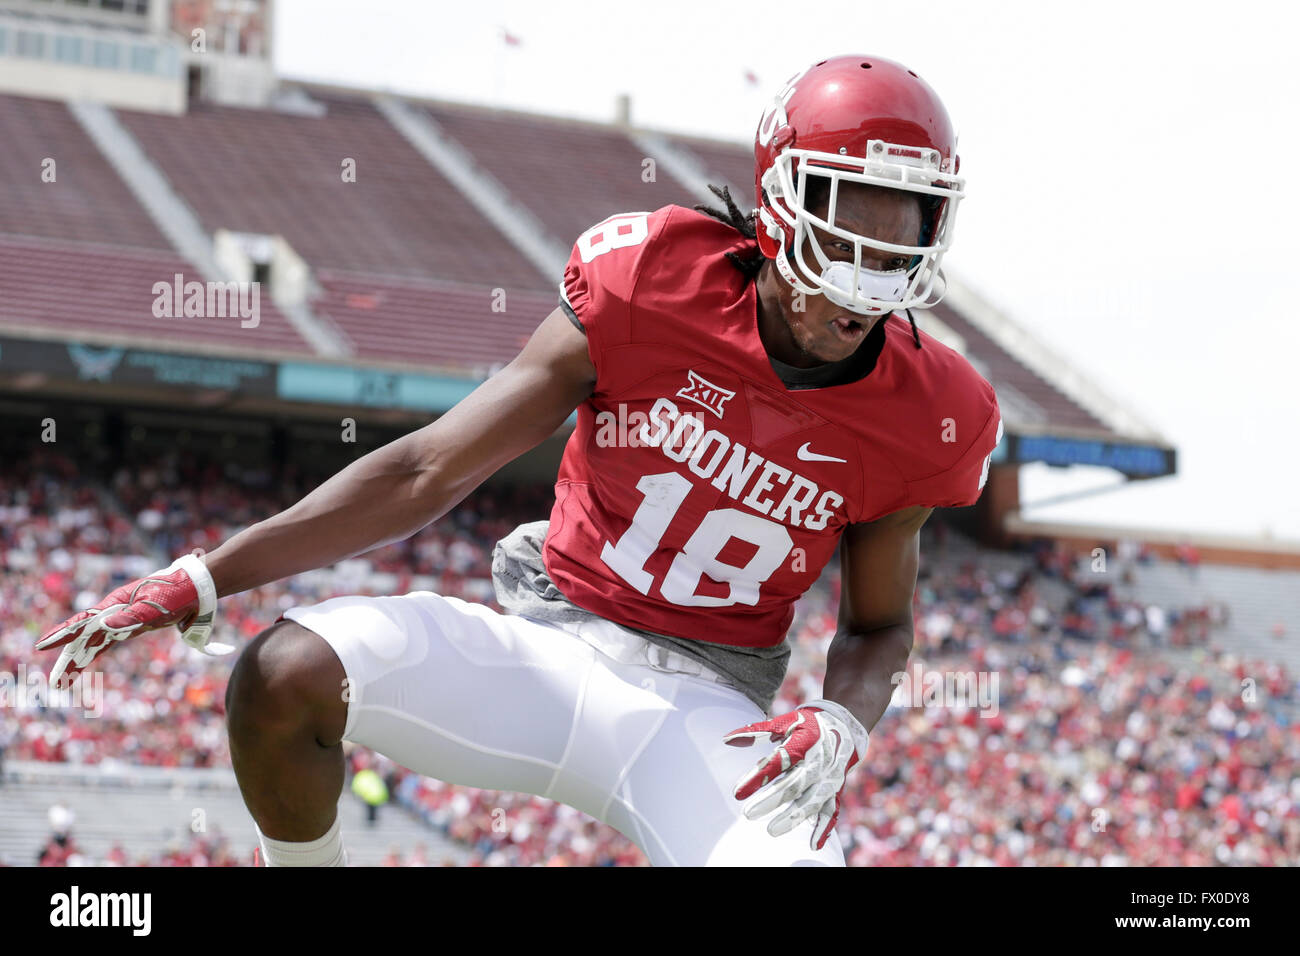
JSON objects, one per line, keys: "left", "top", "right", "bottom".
{"left": 226, "top": 619, "right": 347, "bottom": 746}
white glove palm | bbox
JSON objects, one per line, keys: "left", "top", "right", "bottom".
{"left": 724, "top": 698, "right": 869, "bottom": 850}
{"left": 37, "top": 554, "right": 229, "bottom": 688}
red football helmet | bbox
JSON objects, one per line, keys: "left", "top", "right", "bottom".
{"left": 754, "top": 54, "right": 965, "bottom": 315}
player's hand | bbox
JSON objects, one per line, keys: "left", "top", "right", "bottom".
{"left": 724, "top": 698, "right": 869, "bottom": 850}
{"left": 35, "top": 554, "right": 230, "bottom": 689}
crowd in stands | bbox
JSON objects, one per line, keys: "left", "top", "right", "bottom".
{"left": 2, "top": 443, "right": 1295, "bottom": 866}
{"left": 109, "top": 450, "right": 555, "bottom": 583}
{"left": 1025, "top": 538, "right": 1227, "bottom": 649}
{"left": 376, "top": 541, "right": 1297, "bottom": 866}
{"left": 33, "top": 833, "right": 244, "bottom": 867}
{"left": 29, "top": 803, "right": 243, "bottom": 867}
{"left": 0, "top": 446, "right": 138, "bottom": 558}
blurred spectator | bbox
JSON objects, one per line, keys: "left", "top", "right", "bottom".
{"left": 352, "top": 767, "right": 389, "bottom": 826}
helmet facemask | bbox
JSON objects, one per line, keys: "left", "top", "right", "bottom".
{"left": 758, "top": 141, "right": 964, "bottom": 316}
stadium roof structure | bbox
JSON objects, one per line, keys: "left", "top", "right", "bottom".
{"left": 0, "top": 77, "right": 1174, "bottom": 487}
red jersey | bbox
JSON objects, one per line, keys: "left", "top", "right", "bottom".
{"left": 543, "top": 204, "right": 1001, "bottom": 649}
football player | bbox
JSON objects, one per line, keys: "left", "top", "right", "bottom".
{"left": 37, "top": 54, "right": 1001, "bottom": 866}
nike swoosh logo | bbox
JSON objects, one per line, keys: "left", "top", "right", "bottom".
{"left": 797, "top": 442, "right": 847, "bottom": 463}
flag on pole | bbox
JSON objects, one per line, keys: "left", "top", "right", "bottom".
{"left": 502, "top": 27, "right": 522, "bottom": 47}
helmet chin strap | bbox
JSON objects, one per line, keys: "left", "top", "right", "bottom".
{"left": 772, "top": 241, "right": 815, "bottom": 297}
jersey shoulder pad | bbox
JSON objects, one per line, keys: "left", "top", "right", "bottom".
{"left": 559, "top": 207, "right": 667, "bottom": 341}
{"left": 900, "top": 349, "right": 1003, "bottom": 508}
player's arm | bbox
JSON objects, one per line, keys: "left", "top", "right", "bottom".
{"left": 724, "top": 505, "right": 932, "bottom": 849}
{"left": 206, "top": 306, "right": 595, "bottom": 596}
{"left": 37, "top": 307, "right": 595, "bottom": 685}
{"left": 822, "top": 504, "right": 932, "bottom": 731}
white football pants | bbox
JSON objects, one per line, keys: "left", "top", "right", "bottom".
{"left": 282, "top": 591, "right": 844, "bottom": 866}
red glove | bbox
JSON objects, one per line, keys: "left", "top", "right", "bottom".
{"left": 724, "top": 698, "right": 869, "bottom": 850}
{"left": 36, "top": 554, "right": 229, "bottom": 689}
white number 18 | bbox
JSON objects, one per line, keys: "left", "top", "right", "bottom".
{"left": 600, "top": 471, "right": 793, "bottom": 608}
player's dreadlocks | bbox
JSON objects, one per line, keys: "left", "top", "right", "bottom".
{"left": 694, "top": 182, "right": 925, "bottom": 349}
{"left": 693, "top": 183, "right": 765, "bottom": 281}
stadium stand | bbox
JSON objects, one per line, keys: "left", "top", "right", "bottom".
{"left": 2, "top": 430, "right": 1294, "bottom": 865}
{"left": 2, "top": 68, "right": 1163, "bottom": 437}
{"left": 0, "top": 90, "right": 310, "bottom": 355}
{"left": 116, "top": 94, "right": 551, "bottom": 288}
{"left": 425, "top": 100, "right": 700, "bottom": 250}
{"left": 0, "top": 92, "right": 170, "bottom": 250}
{"left": 1114, "top": 562, "right": 1300, "bottom": 678}
{"left": 0, "top": 234, "right": 308, "bottom": 354}
{"left": 309, "top": 271, "right": 557, "bottom": 371}
{"left": 663, "top": 131, "right": 756, "bottom": 201}
{"left": 931, "top": 300, "right": 1108, "bottom": 431}
{"left": 2, "top": 761, "right": 470, "bottom": 867}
